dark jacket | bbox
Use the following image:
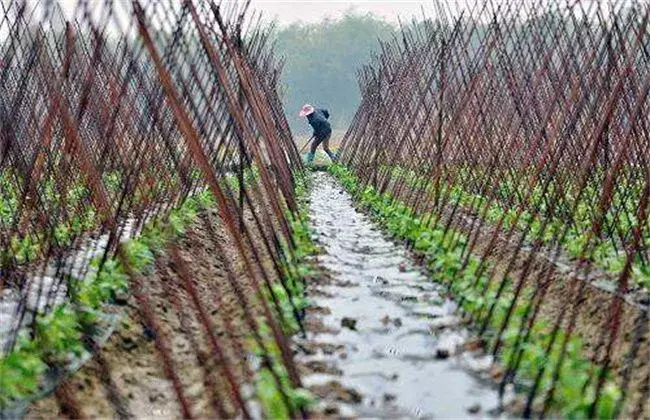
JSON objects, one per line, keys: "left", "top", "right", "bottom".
{"left": 307, "top": 108, "right": 332, "bottom": 139}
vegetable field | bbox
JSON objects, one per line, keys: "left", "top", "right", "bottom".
{"left": 0, "top": 1, "right": 311, "bottom": 417}
{"left": 339, "top": 0, "right": 650, "bottom": 417}
{"left": 2, "top": 0, "right": 650, "bottom": 418}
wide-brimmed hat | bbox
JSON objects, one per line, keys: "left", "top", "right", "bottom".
{"left": 299, "top": 104, "right": 315, "bottom": 117}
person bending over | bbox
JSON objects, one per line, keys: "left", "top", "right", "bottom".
{"left": 299, "top": 104, "right": 337, "bottom": 164}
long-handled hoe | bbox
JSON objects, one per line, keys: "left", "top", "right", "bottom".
{"left": 298, "top": 135, "right": 314, "bottom": 154}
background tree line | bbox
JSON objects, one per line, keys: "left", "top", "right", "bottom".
{"left": 271, "top": 12, "right": 396, "bottom": 137}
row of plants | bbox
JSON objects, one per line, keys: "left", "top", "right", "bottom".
{"left": 331, "top": 164, "right": 622, "bottom": 418}
{"left": 0, "top": 187, "right": 216, "bottom": 409}
{"left": 0, "top": 164, "right": 183, "bottom": 226}
{"left": 388, "top": 166, "right": 650, "bottom": 290}
{"left": 0, "top": 164, "right": 315, "bottom": 416}
{"left": 252, "top": 172, "right": 317, "bottom": 418}
{"left": 0, "top": 170, "right": 132, "bottom": 266}
{"left": 0, "top": 170, "right": 120, "bottom": 229}
{"left": 0, "top": 166, "right": 256, "bottom": 267}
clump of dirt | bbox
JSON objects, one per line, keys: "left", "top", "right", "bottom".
{"left": 303, "top": 360, "right": 343, "bottom": 376}
{"left": 309, "top": 381, "right": 363, "bottom": 404}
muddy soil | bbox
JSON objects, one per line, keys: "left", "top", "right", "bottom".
{"left": 296, "top": 173, "right": 510, "bottom": 418}
{"left": 27, "top": 207, "right": 269, "bottom": 419}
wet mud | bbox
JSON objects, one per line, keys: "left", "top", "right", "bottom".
{"left": 297, "top": 173, "right": 508, "bottom": 418}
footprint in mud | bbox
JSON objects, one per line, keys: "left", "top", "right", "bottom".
{"left": 297, "top": 173, "right": 502, "bottom": 419}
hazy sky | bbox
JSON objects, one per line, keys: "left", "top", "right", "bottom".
{"left": 246, "top": 0, "right": 626, "bottom": 27}
{"left": 248, "top": 0, "right": 434, "bottom": 26}
{"left": 31, "top": 1, "right": 435, "bottom": 30}
{"left": 9, "top": 1, "right": 623, "bottom": 36}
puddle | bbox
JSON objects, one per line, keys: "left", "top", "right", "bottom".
{"left": 297, "top": 173, "right": 506, "bottom": 418}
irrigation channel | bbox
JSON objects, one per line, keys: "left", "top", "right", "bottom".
{"left": 297, "top": 172, "right": 506, "bottom": 418}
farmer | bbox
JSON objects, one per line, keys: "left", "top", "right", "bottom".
{"left": 299, "top": 104, "right": 337, "bottom": 164}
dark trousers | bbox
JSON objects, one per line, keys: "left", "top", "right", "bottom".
{"left": 308, "top": 131, "right": 336, "bottom": 162}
